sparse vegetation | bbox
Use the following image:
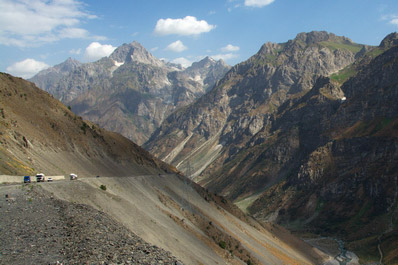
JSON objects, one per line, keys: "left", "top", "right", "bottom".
{"left": 81, "top": 122, "right": 89, "bottom": 134}
{"left": 246, "top": 259, "right": 255, "bottom": 265}
{"left": 319, "top": 41, "right": 363, "bottom": 53}
{"left": 100, "top": 185, "right": 107, "bottom": 191}
{"left": 330, "top": 65, "right": 357, "bottom": 84}
{"left": 218, "top": 240, "right": 226, "bottom": 249}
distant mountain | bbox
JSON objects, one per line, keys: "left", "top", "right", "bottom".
{"left": 30, "top": 42, "right": 230, "bottom": 145}
{"left": 145, "top": 31, "right": 398, "bottom": 263}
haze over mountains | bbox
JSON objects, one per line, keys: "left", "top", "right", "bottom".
{"left": 25, "top": 30, "right": 398, "bottom": 264}
{"left": 30, "top": 42, "right": 230, "bottom": 145}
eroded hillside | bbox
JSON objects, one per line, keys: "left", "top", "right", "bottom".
{"left": 0, "top": 72, "right": 174, "bottom": 176}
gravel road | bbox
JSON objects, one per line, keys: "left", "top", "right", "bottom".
{"left": 0, "top": 183, "right": 183, "bottom": 265}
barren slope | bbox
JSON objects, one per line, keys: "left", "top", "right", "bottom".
{"left": 0, "top": 72, "right": 174, "bottom": 176}
{"left": 42, "top": 175, "right": 327, "bottom": 265}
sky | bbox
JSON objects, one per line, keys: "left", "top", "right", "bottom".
{"left": 1, "top": 0, "right": 398, "bottom": 79}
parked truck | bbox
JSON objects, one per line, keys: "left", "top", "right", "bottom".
{"left": 23, "top": 176, "right": 31, "bottom": 183}
{"left": 36, "top": 173, "right": 45, "bottom": 182}
{"left": 70, "top": 173, "right": 78, "bottom": 180}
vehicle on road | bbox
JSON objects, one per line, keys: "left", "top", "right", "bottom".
{"left": 23, "top": 176, "right": 31, "bottom": 183}
{"left": 36, "top": 173, "right": 45, "bottom": 182}
{"left": 47, "top": 177, "right": 53, "bottom": 182}
{"left": 70, "top": 173, "right": 78, "bottom": 180}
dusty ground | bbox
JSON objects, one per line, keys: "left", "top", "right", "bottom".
{"left": 0, "top": 174, "right": 331, "bottom": 265}
{"left": 0, "top": 183, "right": 182, "bottom": 265}
{"left": 40, "top": 174, "right": 328, "bottom": 265}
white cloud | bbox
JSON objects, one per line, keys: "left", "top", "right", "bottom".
{"left": 171, "top": 57, "right": 192, "bottom": 67}
{"left": 0, "top": 0, "right": 101, "bottom": 47}
{"left": 244, "top": 0, "right": 275, "bottom": 8}
{"left": 59, "top": 27, "right": 89, "bottom": 39}
{"left": 6, "top": 58, "right": 49, "bottom": 79}
{"left": 151, "top": 47, "right": 159, "bottom": 52}
{"left": 154, "top": 16, "right": 215, "bottom": 36}
{"left": 84, "top": 42, "right": 116, "bottom": 62}
{"left": 221, "top": 44, "right": 240, "bottom": 52}
{"left": 165, "top": 40, "right": 188, "bottom": 52}
{"left": 69, "top": 48, "right": 81, "bottom": 55}
{"left": 390, "top": 18, "right": 398, "bottom": 25}
{"left": 211, "top": 53, "right": 239, "bottom": 61}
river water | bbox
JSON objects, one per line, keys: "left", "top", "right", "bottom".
{"left": 303, "top": 237, "right": 359, "bottom": 265}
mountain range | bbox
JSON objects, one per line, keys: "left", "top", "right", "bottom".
{"left": 145, "top": 31, "right": 398, "bottom": 263}
{"left": 27, "top": 31, "right": 398, "bottom": 264}
{"left": 0, "top": 72, "right": 329, "bottom": 265}
{"left": 30, "top": 42, "right": 230, "bottom": 145}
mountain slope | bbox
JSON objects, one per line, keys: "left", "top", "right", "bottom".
{"left": 145, "top": 31, "right": 398, "bottom": 263}
{"left": 0, "top": 72, "right": 328, "bottom": 265}
{"left": 249, "top": 41, "right": 398, "bottom": 264}
{"left": 0, "top": 72, "right": 174, "bottom": 176}
{"left": 30, "top": 42, "right": 230, "bottom": 145}
{"left": 145, "top": 31, "right": 367, "bottom": 178}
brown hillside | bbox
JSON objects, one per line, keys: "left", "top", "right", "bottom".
{"left": 0, "top": 72, "right": 175, "bottom": 176}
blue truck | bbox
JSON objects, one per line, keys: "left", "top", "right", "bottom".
{"left": 23, "top": 176, "right": 31, "bottom": 183}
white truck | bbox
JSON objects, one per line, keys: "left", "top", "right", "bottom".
{"left": 70, "top": 173, "right": 78, "bottom": 180}
{"left": 36, "top": 173, "right": 45, "bottom": 182}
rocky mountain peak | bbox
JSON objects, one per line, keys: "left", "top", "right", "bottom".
{"left": 379, "top": 32, "right": 398, "bottom": 49}
{"left": 33, "top": 57, "right": 81, "bottom": 78}
{"left": 258, "top": 42, "right": 280, "bottom": 55}
{"left": 189, "top": 56, "right": 217, "bottom": 70}
{"left": 294, "top": 31, "right": 353, "bottom": 45}
{"left": 63, "top": 57, "right": 81, "bottom": 68}
{"left": 109, "top": 41, "right": 164, "bottom": 67}
{"left": 215, "top": 58, "right": 228, "bottom": 67}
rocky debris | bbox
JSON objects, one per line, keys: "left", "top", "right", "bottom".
{"left": 0, "top": 184, "right": 182, "bottom": 265}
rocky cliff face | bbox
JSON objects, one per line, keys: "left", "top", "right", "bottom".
{"left": 248, "top": 43, "right": 398, "bottom": 263}
{"left": 145, "top": 31, "right": 365, "bottom": 178}
{"left": 145, "top": 32, "right": 398, "bottom": 263}
{"left": 30, "top": 42, "right": 230, "bottom": 145}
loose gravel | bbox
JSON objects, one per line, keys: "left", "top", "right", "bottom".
{"left": 0, "top": 184, "right": 183, "bottom": 265}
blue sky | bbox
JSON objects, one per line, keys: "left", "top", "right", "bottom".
{"left": 1, "top": 0, "right": 398, "bottom": 78}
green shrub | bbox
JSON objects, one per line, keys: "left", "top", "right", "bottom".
{"left": 100, "top": 185, "right": 107, "bottom": 191}
{"left": 218, "top": 241, "right": 226, "bottom": 249}
{"left": 247, "top": 259, "right": 255, "bottom": 265}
